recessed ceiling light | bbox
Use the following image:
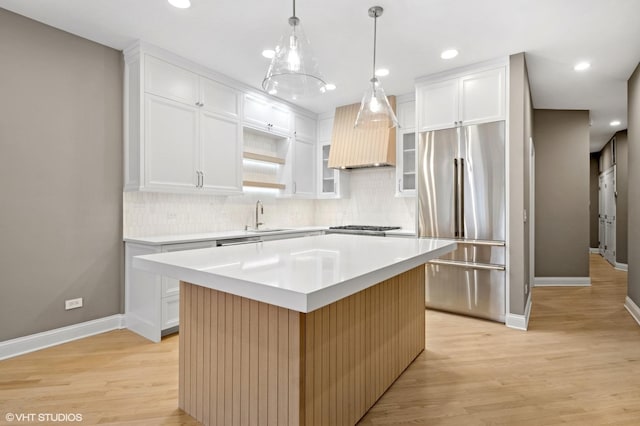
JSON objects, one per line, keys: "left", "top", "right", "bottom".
{"left": 441, "top": 49, "right": 458, "bottom": 60}
{"left": 574, "top": 61, "right": 591, "bottom": 72}
{"left": 168, "top": 0, "right": 191, "bottom": 9}
{"left": 375, "top": 68, "right": 389, "bottom": 77}
{"left": 324, "top": 83, "right": 336, "bottom": 91}
{"left": 610, "top": 120, "right": 621, "bottom": 126}
{"left": 262, "top": 49, "right": 275, "bottom": 59}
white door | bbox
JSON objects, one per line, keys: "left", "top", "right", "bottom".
{"left": 599, "top": 174, "right": 605, "bottom": 255}
{"left": 199, "top": 111, "right": 242, "bottom": 194}
{"left": 602, "top": 168, "right": 616, "bottom": 265}
{"left": 144, "top": 94, "right": 199, "bottom": 191}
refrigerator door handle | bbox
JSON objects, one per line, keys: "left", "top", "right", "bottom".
{"left": 458, "top": 157, "right": 465, "bottom": 238}
{"left": 428, "top": 259, "right": 505, "bottom": 271}
{"left": 453, "top": 158, "right": 459, "bottom": 237}
{"left": 456, "top": 239, "right": 506, "bottom": 247}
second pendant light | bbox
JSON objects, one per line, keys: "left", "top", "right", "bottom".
{"left": 355, "top": 6, "right": 398, "bottom": 129}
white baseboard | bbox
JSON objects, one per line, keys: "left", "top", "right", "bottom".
{"left": 589, "top": 248, "right": 600, "bottom": 254}
{"left": 624, "top": 297, "right": 640, "bottom": 326}
{"left": 0, "top": 314, "right": 125, "bottom": 361}
{"left": 533, "top": 277, "right": 591, "bottom": 287}
{"left": 506, "top": 292, "right": 532, "bottom": 331}
{"left": 615, "top": 262, "right": 629, "bottom": 272}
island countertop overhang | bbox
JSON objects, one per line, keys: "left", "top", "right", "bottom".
{"left": 133, "top": 234, "right": 456, "bottom": 313}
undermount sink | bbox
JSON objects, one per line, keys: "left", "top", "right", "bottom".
{"left": 246, "top": 228, "right": 290, "bottom": 233}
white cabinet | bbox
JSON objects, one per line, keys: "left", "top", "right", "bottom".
{"left": 125, "top": 230, "right": 326, "bottom": 342}
{"left": 417, "top": 79, "right": 459, "bottom": 131}
{"left": 243, "top": 94, "right": 291, "bottom": 136}
{"left": 125, "top": 52, "right": 243, "bottom": 195}
{"left": 417, "top": 66, "right": 506, "bottom": 131}
{"left": 144, "top": 95, "right": 199, "bottom": 191}
{"left": 292, "top": 138, "right": 316, "bottom": 197}
{"left": 294, "top": 113, "right": 317, "bottom": 141}
{"left": 125, "top": 240, "right": 218, "bottom": 342}
{"left": 316, "top": 115, "right": 349, "bottom": 199}
{"left": 396, "top": 99, "right": 417, "bottom": 197}
{"left": 199, "top": 76, "right": 240, "bottom": 119}
{"left": 145, "top": 55, "right": 199, "bottom": 105}
{"left": 200, "top": 112, "right": 242, "bottom": 192}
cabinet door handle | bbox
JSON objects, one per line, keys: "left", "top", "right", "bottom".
{"left": 293, "top": 182, "right": 297, "bottom": 193}
{"left": 200, "top": 171, "right": 204, "bottom": 188}
{"left": 398, "top": 178, "right": 401, "bottom": 192}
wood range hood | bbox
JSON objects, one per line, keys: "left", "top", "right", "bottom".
{"left": 327, "top": 96, "right": 396, "bottom": 169}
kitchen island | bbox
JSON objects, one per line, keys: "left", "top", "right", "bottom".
{"left": 134, "top": 234, "right": 456, "bottom": 426}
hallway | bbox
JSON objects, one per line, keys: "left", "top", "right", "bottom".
{"left": 360, "top": 254, "right": 640, "bottom": 425}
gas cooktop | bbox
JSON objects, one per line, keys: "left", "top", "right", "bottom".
{"left": 326, "top": 225, "right": 401, "bottom": 236}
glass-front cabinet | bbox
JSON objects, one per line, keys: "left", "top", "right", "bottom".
{"left": 317, "top": 114, "right": 348, "bottom": 199}
{"left": 317, "top": 142, "right": 348, "bottom": 198}
{"left": 398, "top": 131, "right": 416, "bottom": 194}
{"left": 321, "top": 144, "right": 336, "bottom": 194}
{"left": 396, "top": 97, "right": 416, "bottom": 197}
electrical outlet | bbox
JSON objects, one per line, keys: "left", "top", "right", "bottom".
{"left": 65, "top": 298, "right": 83, "bottom": 310}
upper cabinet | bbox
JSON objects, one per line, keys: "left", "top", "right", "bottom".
{"left": 126, "top": 51, "right": 243, "bottom": 195}
{"left": 294, "top": 114, "right": 317, "bottom": 141}
{"left": 317, "top": 115, "right": 349, "bottom": 199}
{"left": 417, "top": 65, "right": 506, "bottom": 132}
{"left": 145, "top": 55, "right": 240, "bottom": 120}
{"left": 124, "top": 42, "right": 320, "bottom": 198}
{"left": 395, "top": 98, "right": 416, "bottom": 197}
{"left": 243, "top": 94, "right": 291, "bottom": 137}
{"left": 290, "top": 113, "right": 317, "bottom": 198}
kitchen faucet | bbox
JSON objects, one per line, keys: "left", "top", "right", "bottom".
{"left": 255, "top": 200, "right": 264, "bottom": 230}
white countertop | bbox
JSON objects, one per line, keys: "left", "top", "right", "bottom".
{"left": 124, "top": 226, "right": 327, "bottom": 245}
{"left": 133, "top": 234, "right": 455, "bottom": 312}
{"left": 124, "top": 226, "right": 416, "bottom": 245}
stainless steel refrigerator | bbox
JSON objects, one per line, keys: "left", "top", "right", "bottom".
{"left": 418, "top": 121, "right": 506, "bottom": 322}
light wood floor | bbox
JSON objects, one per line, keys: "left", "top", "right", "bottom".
{"left": 1, "top": 254, "right": 639, "bottom": 425}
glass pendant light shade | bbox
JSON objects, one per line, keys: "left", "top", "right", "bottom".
{"left": 355, "top": 77, "right": 398, "bottom": 129}
{"left": 262, "top": 13, "right": 327, "bottom": 99}
{"left": 355, "top": 6, "right": 398, "bottom": 129}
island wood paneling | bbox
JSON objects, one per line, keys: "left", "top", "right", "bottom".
{"left": 179, "top": 265, "right": 425, "bottom": 426}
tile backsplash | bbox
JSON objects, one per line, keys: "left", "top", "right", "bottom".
{"left": 123, "top": 168, "right": 415, "bottom": 237}
{"left": 123, "top": 192, "right": 316, "bottom": 237}
{"left": 314, "top": 168, "right": 416, "bottom": 231}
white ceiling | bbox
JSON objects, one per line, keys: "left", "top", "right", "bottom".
{"left": 1, "top": 0, "right": 639, "bottom": 152}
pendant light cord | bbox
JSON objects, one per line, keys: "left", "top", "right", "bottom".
{"left": 372, "top": 13, "right": 377, "bottom": 80}
{"left": 292, "top": 0, "right": 296, "bottom": 17}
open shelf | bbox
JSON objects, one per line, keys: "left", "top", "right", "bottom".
{"left": 243, "top": 180, "right": 286, "bottom": 190}
{"left": 243, "top": 151, "right": 285, "bottom": 165}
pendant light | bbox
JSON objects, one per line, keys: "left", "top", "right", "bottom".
{"left": 355, "top": 6, "right": 398, "bottom": 129}
{"left": 262, "top": 0, "right": 327, "bottom": 99}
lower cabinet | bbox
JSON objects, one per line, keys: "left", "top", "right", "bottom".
{"left": 125, "top": 240, "right": 217, "bottom": 342}
{"left": 125, "top": 230, "right": 324, "bottom": 342}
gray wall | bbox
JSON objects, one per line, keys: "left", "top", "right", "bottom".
{"left": 508, "top": 53, "right": 534, "bottom": 315}
{"left": 589, "top": 154, "right": 599, "bottom": 249}
{"left": 614, "top": 131, "right": 628, "bottom": 264}
{"left": 0, "top": 9, "right": 123, "bottom": 341}
{"left": 533, "top": 110, "right": 590, "bottom": 278}
{"left": 628, "top": 63, "right": 640, "bottom": 306}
